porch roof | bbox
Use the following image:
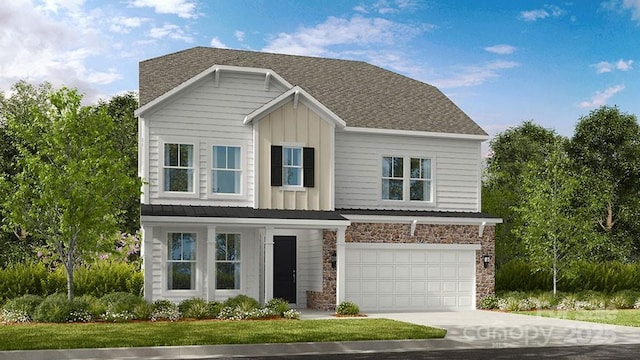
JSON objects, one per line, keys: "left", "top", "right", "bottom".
{"left": 141, "top": 204, "right": 348, "bottom": 221}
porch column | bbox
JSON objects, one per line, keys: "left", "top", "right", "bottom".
{"left": 142, "top": 225, "right": 154, "bottom": 302}
{"left": 264, "top": 226, "right": 274, "bottom": 302}
{"left": 336, "top": 227, "right": 346, "bottom": 306}
{"left": 206, "top": 225, "right": 216, "bottom": 301}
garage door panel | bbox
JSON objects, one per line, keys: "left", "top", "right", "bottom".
{"left": 410, "top": 252, "right": 426, "bottom": 263}
{"left": 411, "top": 281, "right": 425, "bottom": 293}
{"left": 345, "top": 247, "right": 476, "bottom": 311}
{"left": 396, "top": 266, "right": 410, "bottom": 277}
{"left": 396, "top": 281, "right": 410, "bottom": 292}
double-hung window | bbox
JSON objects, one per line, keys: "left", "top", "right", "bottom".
{"left": 410, "top": 158, "right": 432, "bottom": 201}
{"left": 270, "top": 145, "right": 315, "bottom": 188}
{"left": 167, "top": 232, "right": 196, "bottom": 290}
{"left": 164, "top": 143, "right": 194, "bottom": 192}
{"left": 212, "top": 145, "right": 241, "bottom": 194}
{"left": 215, "top": 233, "right": 241, "bottom": 290}
{"left": 381, "top": 156, "right": 432, "bottom": 202}
{"left": 283, "top": 147, "right": 303, "bottom": 187}
{"left": 382, "top": 156, "right": 404, "bottom": 200}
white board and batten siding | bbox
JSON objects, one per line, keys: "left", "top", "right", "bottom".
{"left": 334, "top": 131, "right": 482, "bottom": 212}
{"left": 144, "top": 71, "right": 288, "bottom": 206}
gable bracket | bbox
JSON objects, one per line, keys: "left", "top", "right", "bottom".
{"left": 293, "top": 90, "right": 299, "bottom": 110}
{"left": 213, "top": 68, "right": 220, "bottom": 88}
{"left": 264, "top": 73, "right": 271, "bottom": 90}
{"left": 410, "top": 219, "right": 418, "bottom": 236}
{"left": 478, "top": 221, "right": 487, "bottom": 237}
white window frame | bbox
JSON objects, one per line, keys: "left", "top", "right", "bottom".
{"left": 209, "top": 142, "right": 246, "bottom": 200}
{"left": 379, "top": 154, "right": 435, "bottom": 206}
{"left": 214, "top": 233, "right": 242, "bottom": 291}
{"left": 281, "top": 143, "right": 305, "bottom": 191}
{"left": 159, "top": 137, "right": 199, "bottom": 198}
{"left": 162, "top": 229, "right": 203, "bottom": 297}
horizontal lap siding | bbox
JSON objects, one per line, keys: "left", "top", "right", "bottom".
{"left": 335, "top": 132, "right": 481, "bottom": 211}
{"left": 147, "top": 72, "right": 287, "bottom": 206}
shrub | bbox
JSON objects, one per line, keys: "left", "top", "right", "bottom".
{"left": 179, "top": 298, "right": 212, "bottom": 319}
{"left": 151, "top": 299, "right": 181, "bottom": 322}
{"left": 100, "top": 292, "right": 145, "bottom": 322}
{"left": 609, "top": 290, "right": 639, "bottom": 309}
{"left": 1, "top": 294, "right": 43, "bottom": 323}
{"left": 634, "top": 298, "right": 640, "bottom": 309}
{"left": 497, "top": 297, "right": 521, "bottom": 312}
{"left": 207, "top": 301, "right": 223, "bottom": 318}
{"left": 223, "top": 295, "right": 260, "bottom": 311}
{"left": 335, "top": 301, "right": 360, "bottom": 315}
{"left": 265, "top": 298, "right": 290, "bottom": 316}
{"left": 283, "top": 309, "right": 300, "bottom": 320}
{"left": 131, "top": 301, "right": 153, "bottom": 321}
{"left": 479, "top": 295, "right": 499, "bottom": 310}
{"left": 33, "top": 294, "right": 73, "bottom": 323}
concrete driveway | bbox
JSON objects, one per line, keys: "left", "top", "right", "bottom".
{"left": 368, "top": 310, "right": 640, "bottom": 349}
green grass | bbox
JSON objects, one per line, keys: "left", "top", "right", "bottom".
{"left": 0, "top": 318, "right": 446, "bottom": 350}
{"left": 519, "top": 309, "right": 640, "bottom": 327}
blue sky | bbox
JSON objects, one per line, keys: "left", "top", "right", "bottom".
{"left": 2, "top": 0, "right": 639, "bottom": 144}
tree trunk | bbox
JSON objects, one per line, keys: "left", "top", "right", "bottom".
{"left": 66, "top": 255, "right": 74, "bottom": 300}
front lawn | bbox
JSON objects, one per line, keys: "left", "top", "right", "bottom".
{"left": 520, "top": 309, "right": 640, "bottom": 327}
{"left": 0, "top": 318, "right": 446, "bottom": 350}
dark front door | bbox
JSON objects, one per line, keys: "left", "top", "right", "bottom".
{"left": 273, "top": 236, "right": 296, "bottom": 303}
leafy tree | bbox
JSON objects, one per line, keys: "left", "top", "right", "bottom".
{"left": 514, "top": 140, "right": 588, "bottom": 294}
{"left": 0, "top": 81, "right": 54, "bottom": 266}
{"left": 568, "top": 106, "right": 640, "bottom": 259}
{"left": 483, "top": 121, "right": 559, "bottom": 265}
{"left": 98, "top": 92, "right": 140, "bottom": 234}
{"left": 0, "top": 86, "right": 140, "bottom": 299}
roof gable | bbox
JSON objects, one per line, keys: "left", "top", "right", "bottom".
{"left": 139, "top": 47, "right": 487, "bottom": 136}
{"left": 244, "top": 85, "right": 346, "bottom": 129}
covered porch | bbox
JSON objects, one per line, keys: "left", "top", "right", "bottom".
{"left": 140, "top": 205, "right": 350, "bottom": 309}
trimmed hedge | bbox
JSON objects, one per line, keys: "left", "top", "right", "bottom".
{"left": 0, "top": 261, "right": 143, "bottom": 303}
{"left": 497, "top": 260, "right": 640, "bottom": 293}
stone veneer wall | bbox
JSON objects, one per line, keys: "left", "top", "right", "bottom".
{"left": 346, "top": 222, "right": 496, "bottom": 305}
{"left": 306, "top": 223, "right": 496, "bottom": 310}
{"left": 306, "top": 230, "right": 337, "bottom": 310}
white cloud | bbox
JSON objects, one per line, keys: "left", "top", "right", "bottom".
{"left": 591, "top": 59, "right": 634, "bottom": 73}
{"left": 429, "top": 60, "right": 520, "bottom": 88}
{"left": 263, "top": 15, "right": 434, "bottom": 57}
{"left": 210, "top": 37, "right": 228, "bottom": 48}
{"left": 602, "top": 0, "right": 640, "bottom": 23}
{"left": 234, "top": 30, "right": 245, "bottom": 42}
{"left": 579, "top": 84, "right": 625, "bottom": 108}
{"left": 128, "top": 0, "right": 199, "bottom": 19}
{"left": 109, "top": 16, "right": 149, "bottom": 33}
{"left": 484, "top": 44, "right": 517, "bottom": 55}
{"left": 520, "top": 4, "right": 566, "bottom": 21}
{"left": 353, "top": 4, "right": 368, "bottom": 13}
{"left": 148, "top": 24, "right": 193, "bottom": 42}
{"left": 0, "top": 1, "right": 120, "bottom": 102}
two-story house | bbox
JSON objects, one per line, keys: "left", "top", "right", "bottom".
{"left": 136, "top": 47, "right": 501, "bottom": 311}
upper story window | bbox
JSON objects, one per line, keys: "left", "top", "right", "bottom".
{"left": 167, "top": 232, "right": 196, "bottom": 290}
{"left": 382, "top": 156, "right": 403, "bottom": 200}
{"left": 410, "top": 158, "right": 432, "bottom": 201}
{"left": 381, "top": 156, "right": 432, "bottom": 202}
{"left": 164, "top": 143, "right": 194, "bottom": 192}
{"left": 212, "top": 145, "right": 241, "bottom": 194}
{"left": 270, "top": 145, "right": 315, "bottom": 188}
{"left": 283, "top": 147, "right": 302, "bottom": 187}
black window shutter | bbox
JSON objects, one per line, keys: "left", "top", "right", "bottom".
{"left": 271, "top": 145, "right": 283, "bottom": 186}
{"left": 303, "top": 147, "right": 315, "bottom": 188}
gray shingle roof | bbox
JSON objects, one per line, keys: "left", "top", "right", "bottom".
{"left": 139, "top": 47, "right": 487, "bottom": 136}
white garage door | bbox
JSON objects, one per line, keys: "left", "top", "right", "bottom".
{"left": 345, "top": 243, "right": 479, "bottom": 311}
